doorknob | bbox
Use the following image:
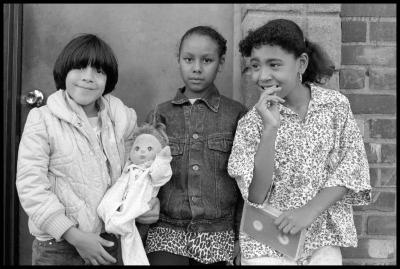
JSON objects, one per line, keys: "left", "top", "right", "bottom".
{"left": 24, "top": 89, "right": 44, "bottom": 107}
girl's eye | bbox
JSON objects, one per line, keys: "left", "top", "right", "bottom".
{"left": 250, "top": 64, "right": 260, "bottom": 70}
{"left": 147, "top": 146, "right": 153, "bottom": 151}
{"left": 183, "top": 57, "right": 192, "bottom": 63}
{"left": 203, "top": 58, "right": 213, "bottom": 64}
{"left": 96, "top": 68, "right": 105, "bottom": 74}
{"left": 134, "top": 146, "right": 140, "bottom": 151}
{"left": 271, "top": 63, "right": 281, "bottom": 68}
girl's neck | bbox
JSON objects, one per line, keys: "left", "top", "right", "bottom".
{"left": 283, "top": 83, "right": 311, "bottom": 115}
{"left": 82, "top": 102, "right": 98, "bottom": 118}
{"left": 184, "top": 83, "right": 214, "bottom": 99}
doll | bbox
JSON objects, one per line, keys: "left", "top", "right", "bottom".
{"left": 97, "top": 122, "right": 172, "bottom": 265}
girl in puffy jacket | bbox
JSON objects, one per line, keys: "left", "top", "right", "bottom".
{"left": 16, "top": 33, "right": 159, "bottom": 265}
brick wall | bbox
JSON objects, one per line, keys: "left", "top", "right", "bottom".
{"left": 340, "top": 4, "right": 396, "bottom": 265}
{"left": 238, "top": 3, "right": 396, "bottom": 265}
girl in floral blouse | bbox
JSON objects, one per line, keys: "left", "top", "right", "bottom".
{"left": 227, "top": 19, "right": 371, "bottom": 265}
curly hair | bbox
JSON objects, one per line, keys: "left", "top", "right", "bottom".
{"left": 131, "top": 122, "right": 169, "bottom": 148}
{"left": 239, "top": 19, "right": 335, "bottom": 85}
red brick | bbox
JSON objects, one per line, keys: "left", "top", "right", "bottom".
{"left": 367, "top": 215, "right": 396, "bottom": 235}
{"left": 346, "top": 94, "right": 396, "bottom": 114}
{"left": 342, "top": 21, "right": 366, "bottom": 42}
{"left": 364, "top": 143, "right": 379, "bottom": 163}
{"left": 370, "top": 22, "right": 396, "bottom": 42}
{"left": 369, "top": 119, "right": 396, "bottom": 139}
{"left": 341, "top": 45, "right": 396, "bottom": 67}
{"left": 341, "top": 4, "right": 396, "bottom": 17}
{"left": 369, "top": 68, "right": 396, "bottom": 91}
{"left": 381, "top": 144, "right": 396, "bottom": 163}
{"left": 339, "top": 69, "right": 365, "bottom": 89}
{"left": 381, "top": 168, "right": 396, "bottom": 187}
{"left": 342, "top": 238, "right": 395, "bottom": 259}
{"left": 355, "top": 191, "right": 395, "bottom": 212}
{"left": 369, "top": 168, "right": 378, "bottom": 187}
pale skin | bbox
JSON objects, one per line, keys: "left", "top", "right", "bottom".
{"left": 247, "top": 44, "right": 347, "bottom": 235}
{"left": 63, "top": 65, "right": 160, "bottom": 265}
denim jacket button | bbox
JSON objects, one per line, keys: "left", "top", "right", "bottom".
{"left": 192, "top": 133, "right": 199, "bottom": 139}
{"left": 192, "top": 165, "right": 199, "bottom": 171}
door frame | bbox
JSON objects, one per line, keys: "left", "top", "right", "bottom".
{"left": 3, "top": 3, "right": 23, "bottom": 265}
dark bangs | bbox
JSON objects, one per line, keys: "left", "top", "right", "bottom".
{"left": 53, "top": 34, "right": 118, "bottom": 94}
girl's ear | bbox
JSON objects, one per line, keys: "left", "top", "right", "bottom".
{"left": 298, "top": 52, "right": 309, "bottom": 74}
{"left": 218, "top": 55, "right": 225, "bottom": 73}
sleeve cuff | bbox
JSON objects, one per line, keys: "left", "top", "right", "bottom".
{"left": 324, "top": 174, "right": 371, "bottom": 206}
{"left": 43, "top": 213, "right": 77, "bottom": 241}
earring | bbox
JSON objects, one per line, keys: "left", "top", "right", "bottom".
{"left": 299, "top": 72, "right": 303, "bottom": 83}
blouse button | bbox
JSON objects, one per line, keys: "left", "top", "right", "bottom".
{"left": 192, "top": 165, "right": 199, "bottom": 171}
{"left": 192, "top": 133, "right": 199, "bottom": 139}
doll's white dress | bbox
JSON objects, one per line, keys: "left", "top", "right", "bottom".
{"left": 97, "top": 146, "right": 172, "bottom": 265}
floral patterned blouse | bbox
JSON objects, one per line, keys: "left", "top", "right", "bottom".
{"left": 227, "top": 84, "right": 371, "bottom": 262}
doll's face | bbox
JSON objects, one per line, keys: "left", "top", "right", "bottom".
{"left": 130, "top": 134, "right": 162, "bottom": 165}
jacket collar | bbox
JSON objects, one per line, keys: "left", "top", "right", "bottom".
{"left": 171, "top": 84, "right": 221, "bottom": 112}
{"left": 47, "top": 90, "right": 107, "bottom": 125}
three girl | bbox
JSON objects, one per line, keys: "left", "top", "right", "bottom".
{"left": 17, "top": 19, "right": 371, "bottom": 266}
{"left": 145, "top": 26, "right": 247, "bottom": 265}
{"left": 228, "top": 19, "right": 371, "bottom": 265}
{"left": 16, "top": 34, "right": 159, "bottom": 265}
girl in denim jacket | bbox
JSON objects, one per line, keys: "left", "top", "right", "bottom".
{"left": 16, "top": 34, "right": 159, "bottom": 265}
{"left": 228, "top": 19, "right": 371, "bottom": 265}
{"left": 144, "top": 26, "right": 247, "bottom": 265}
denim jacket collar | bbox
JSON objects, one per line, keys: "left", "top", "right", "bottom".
{"left": 171, "top": 84, "right": 221, "bottom": 113}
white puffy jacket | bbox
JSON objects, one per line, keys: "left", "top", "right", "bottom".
{"left": 16, "top": 90, "right": 137, "bottom": 241}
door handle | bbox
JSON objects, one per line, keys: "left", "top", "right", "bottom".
{"left": 24, "top": 89, "right": 44, "bottom": 107}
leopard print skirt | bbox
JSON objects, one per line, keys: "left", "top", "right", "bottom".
{"left": 145, "top": 226, "right": 234, "bottom": 264}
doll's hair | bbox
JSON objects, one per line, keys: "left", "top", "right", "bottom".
{"left": 53, "top": 33, "right": 118, "bottom": 94}
{"left": 131, "top": 122, "right": 169, "bottom": 148}
{"left": 239, "top": 19, "right": 335, "bottom": 85}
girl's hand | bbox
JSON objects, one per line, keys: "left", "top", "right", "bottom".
{"left": 274, "top": 206, "right": 319, "bottom": 235}
{"left": 136, "top": 197, "right": 160, "bottom": 224}
{"left": 63, "top": 227, "right": 116, "bottom": 265}
{"left": 254, "top": 85, "right": 285, "bottom": 128}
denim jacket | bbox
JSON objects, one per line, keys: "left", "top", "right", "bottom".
{"left": 147, "top": 85, "right": 247, "bottom": 235}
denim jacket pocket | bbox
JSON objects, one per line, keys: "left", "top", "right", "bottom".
{"left": 160, "top": 137, "right": 184, "bottom": 218}
{"left": 207, "top": 134, "right": 233, "bottom": 153}
{"left": 207, "top": 134, "right": 237, "bottom": 218}
{"left": 169, "top": 137, "right": 184, "bottom": 156}
{"left": 207, "top": 134, "right": 233, "bottom": 175}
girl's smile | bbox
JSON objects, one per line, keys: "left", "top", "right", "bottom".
{"left": 65, "top": 65, "right": 107, "bottom": 116}
{"left": 250, "top": 44, "right": 307, "bottom": 103}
